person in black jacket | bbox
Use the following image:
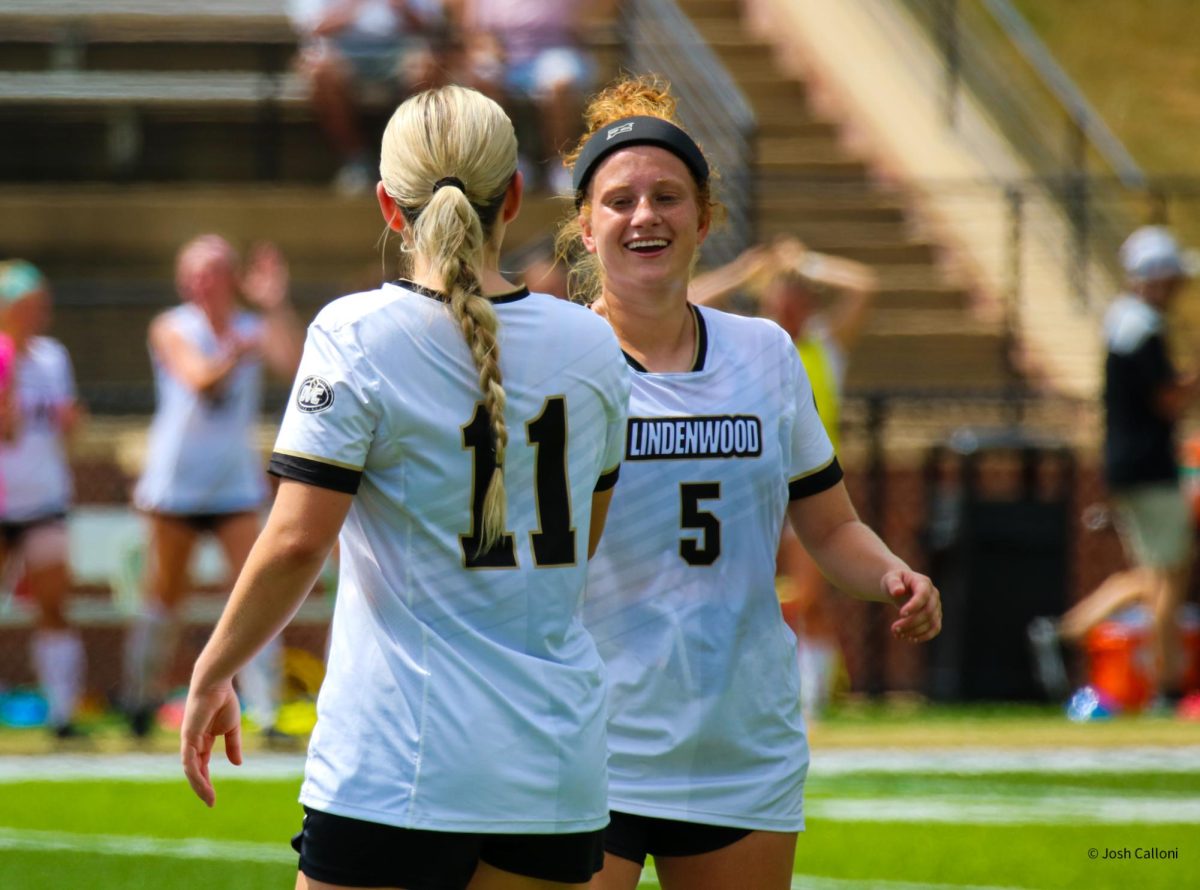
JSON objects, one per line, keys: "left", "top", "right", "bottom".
{"left": 1030, "top": 226, "right": 1198, "bottom": 709}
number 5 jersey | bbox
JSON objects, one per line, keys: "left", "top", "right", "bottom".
{"left": 583, "top": 303, "right": 842, "bottom": 832}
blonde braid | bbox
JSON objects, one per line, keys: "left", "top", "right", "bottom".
{"left": 379, "top": 85, "right": 519, "bottom": 552}
{"left": 441, "top": 245, "right": 509, "bottom": 552}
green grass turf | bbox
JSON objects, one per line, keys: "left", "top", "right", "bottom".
{"left": 0, "top": 855, "right": 291, "bottom": 890}
{"left": 0, "top": 772, "right": 1197, "bottom": 890}
{"left": 0, "top": 779, "right": 303, "bottom": 841}
{"left": 795, "top": 821, "right": 1196, "bottom": 890}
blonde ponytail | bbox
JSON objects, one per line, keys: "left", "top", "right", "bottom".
{"left": 379, "top": 86, "right": 518, "bottom": 552}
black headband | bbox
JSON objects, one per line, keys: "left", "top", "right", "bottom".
{"left": 571, "top": 116, "right": 709, "bottom": 208}
{"left": 433, "top": 176, "right": 466, "bottom": 193}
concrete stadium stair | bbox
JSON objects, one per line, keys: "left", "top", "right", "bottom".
{"left": 679, "top": 0, "right": 1014, "bottom": 393}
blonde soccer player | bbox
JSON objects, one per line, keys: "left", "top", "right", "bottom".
{"left": 181, "top": 85, "right": 630, "bottom": 890}
{"left": 123, "top": 235, "right": 304, "bottom": 738}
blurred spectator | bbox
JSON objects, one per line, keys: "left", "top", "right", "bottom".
{"left": 1030, "top": 226, "right": 1200, "bottom": 711}
{"left": 290, "top": 0, "right": 446, "bottom": 193}
{"left": 122, "top": 236, "right": 304, "bottom": 739}
{"left": 456, "top": 0, "right": 606, "bottom": 193}
{"left": 691, "top": 236, "right": 877, "bottom": 718}
{"left": 0, "top": 261, "right": 87, "bottom": 738}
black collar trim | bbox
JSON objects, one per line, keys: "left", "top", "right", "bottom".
{"left": 396, "top": 278, "right": 530, "bottom": 305}
{"left": 621, "top": 304, "right": 708, "bottom": 373}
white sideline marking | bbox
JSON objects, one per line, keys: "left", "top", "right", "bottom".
{"left": 0, "top": 827, "right": 294, "bottom": 864}
{"left": 810, "top": 795, "right": 1200, "bottom": 824}
{"left": 0, "top": 752, "right": 306, "bottom": 782}
{"left": 813, "top": 746, "right": 1200, "bottom": 775}
{"left": 4, "top": 746, "right": 1200, "bottom": 783}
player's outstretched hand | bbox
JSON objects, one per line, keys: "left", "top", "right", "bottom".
{"left": 882, "top": 569, "right": 942, "bottom": 643}
{"left": 181, "top": 679, "right": 243, "bottom": 808}
{"left": 241, "top": 242, "right": 289, "bottom": 311}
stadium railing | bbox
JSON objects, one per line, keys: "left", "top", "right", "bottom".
{"left": 893, "top": 0, "right": 1148, "bottom": 304}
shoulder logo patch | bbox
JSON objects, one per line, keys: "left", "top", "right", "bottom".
{"left": 296, "top": 376, "right": 335, "bottom": 413}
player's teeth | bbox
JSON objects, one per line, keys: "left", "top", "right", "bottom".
{"left": 628, "top": 240, "right": 668, "bottom": 249}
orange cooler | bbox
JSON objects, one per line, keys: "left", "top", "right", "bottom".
{"left": 1085, "top": 621, "right": 1153, "bottom": 712}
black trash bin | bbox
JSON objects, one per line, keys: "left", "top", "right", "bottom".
{"left": 923, "top": 428, "right": 1075, "bottom": 701}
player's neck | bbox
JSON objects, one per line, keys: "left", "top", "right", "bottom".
{"left": 596, "top": 290, "right": 696, "bottom": 373}
{"left": 410, "top": 255, "right": 517, "bottom": 297}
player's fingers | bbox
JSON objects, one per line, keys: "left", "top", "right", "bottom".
{"left": 225, "top": 723, "right": 243, "bottom": 767}
{"left": 896, "top": 576, "right": 934, "bottom": 616}
{"left": 181, "top": 744, "right": 215, "bottom": 808}
{"left": 884, "top": 572, "right": 909, "bottom": 602}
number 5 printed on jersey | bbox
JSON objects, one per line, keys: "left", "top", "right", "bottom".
{"left": 680, "top": 481, "right": 721, "bottom": 566}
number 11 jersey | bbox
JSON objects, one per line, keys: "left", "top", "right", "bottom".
{"left": 583, "top": 304, "right": 841, "bottom": 832}
{"left": 271, "top": 280, "right": 629, "bottom": 833}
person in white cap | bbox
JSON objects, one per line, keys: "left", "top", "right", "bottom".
{"left": 1029, "top": 225, "right": 1198, "bottom": 711}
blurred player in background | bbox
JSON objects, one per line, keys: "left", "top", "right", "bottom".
{"left": 122, "top": 236, "right": 303, "bottom": 738}
{"left": 690, "top": 236, "right": 878, "bottom": 717}
{"left": 558, "top": 76, "right": 940, "bottom": 890}
{"left": 181, "top": 85, "right": 629, "bottom": 890}
{"left": 0, "top": 260, "right": 86, "bottom": 738}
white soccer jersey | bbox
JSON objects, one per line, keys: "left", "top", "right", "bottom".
{"left": 271, "top": 280, "right": 629, "bottom": 833}
{"left": 0, "top": 337, "right": 77, "bottom": 521}
{"left": 583, "top": 304, "right": 841, "bottom": 831}
{"left": 134, "top": 304, "right": 268, "bottom": 514}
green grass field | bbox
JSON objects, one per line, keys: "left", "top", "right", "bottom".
{"left": 1, "top": 707, "right": 1197, "bottom": 890}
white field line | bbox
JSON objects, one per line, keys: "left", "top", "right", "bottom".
{"left": 639, "top": 864, "right": 1030, "bottom": 890}
{"left": 3, "top": 746, "right": 1199, "bottom": 783}
{"left": 0, "top": 827, "right": 294, "bottom": 864}
{"left": 808, "top": 795, "right": 1200, "bottom": 824}
{"left": 0, "top": 751, "right": 306, "bottom": 782}
{"left": 813, "top": 746, "right": 1200, "bottom": 775}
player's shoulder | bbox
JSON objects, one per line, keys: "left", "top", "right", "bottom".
{"left": 1104, "top": 294, "right": 1162, "bottom": 355}
{"left": 523, "top": 292, "right": 625, "bottom": 356}
{"left": 696, "top": 304, "right": 794, "bottom": 356}
{"left": 310, "top": 286, "right": 400, "bottom": 336}
{"left": 29, "top": 335, "right": 70, "bottom": 363}
{"left": 527, "top": 291, "right": 613, "bottom": 332}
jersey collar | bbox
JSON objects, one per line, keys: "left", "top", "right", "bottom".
{"left": 396, "top": 278, "right": 530, "bottom": 305}
{"left": 622, "top": 303, "right": 709, "bottom": 374}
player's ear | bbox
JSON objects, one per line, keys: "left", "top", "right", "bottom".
{"left": 579, "top": 209, "right": 597, "bottom": 255}
{"left": 501, "top": 170, "right": 523, "bottom": 224}
{"left": 376, "top": 182, "right": 406, "bottom": 234}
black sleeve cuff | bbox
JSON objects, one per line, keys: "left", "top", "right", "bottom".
{"left": 269, "top": 452, "right": 362, "bottom": 495}
{"left": 788, "top": 456, "right": 843, "bottom": 500}
{"left": 594, "top": 465, "right": 620, "bottom": 492}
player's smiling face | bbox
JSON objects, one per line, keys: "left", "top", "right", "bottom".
{"left": 580, "top": 145, "right": 709, "bottom": 299}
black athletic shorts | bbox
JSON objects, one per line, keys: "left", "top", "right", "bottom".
{"left": 0, "top": 513, "right": 65, "bottom": 549}
{"left": 150, "top": 510, "right": 256, "bottom": 534}
{"left": 292, "top": 806, "right": 606, "bottom": 889}
{"left": 604, "top": 811, "right": 753, "bottom": 866}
